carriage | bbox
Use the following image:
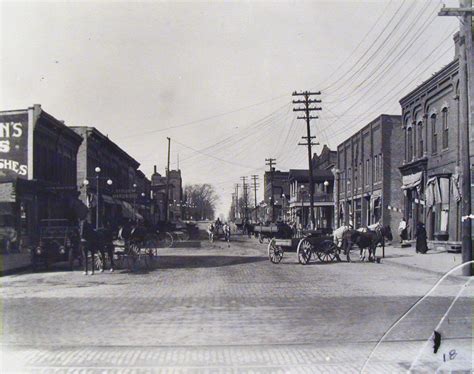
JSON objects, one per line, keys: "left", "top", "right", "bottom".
{"left": 267, "top": 224, "right": 392, "bottom": 265}
{"left": 267, "top": 228, "right": 340, "bottom": 265}
{"left": 254, "top": 222, "right": 293, "bottom": 243}
{"left": 32, "top": 219, "right": 81, "bottom": 271}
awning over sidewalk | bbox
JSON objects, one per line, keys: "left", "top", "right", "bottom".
{"left": 401, "top": 172, "right": 423, "bottom": 190}
{"left": 120, "top": 200, "right": 135, "bottom": 219}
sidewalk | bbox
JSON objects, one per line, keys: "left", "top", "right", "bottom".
{"left": 0, "top": 252, "right": 31, "bottom": 276}
{"left": 380, "top": 243, "right": 464, "bottom": 276}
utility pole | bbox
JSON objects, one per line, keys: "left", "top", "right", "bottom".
{"left": 265, "top": 158, "right": 276, "bottom": 222}
{"left": 439, "top": 1, "right": 473, "bottom": 276}
{"left": 240, "top": 177, "right": 248, "bottom": 220}
{"left": 164, "top": 137, "right": 171, "bottom": 222}
{"left": 235, "top": 183, "right": 240, "bottom": 219}
{"left": 293, "top": 91, "right": 322, "bottom": 229}
{"left": 251, "top": 174, "right": 259, "bottom": 222}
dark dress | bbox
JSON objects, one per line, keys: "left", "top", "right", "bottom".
{"left": 415, "top": 223, "right": 428, "bottom": 254}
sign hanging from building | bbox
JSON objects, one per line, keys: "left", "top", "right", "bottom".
{"left": 0, "top": 112, "right": 29, "bottom": 182}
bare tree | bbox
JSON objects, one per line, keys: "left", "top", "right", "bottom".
{"left": 184, "top": 184, "right": 219, "bottom": 221}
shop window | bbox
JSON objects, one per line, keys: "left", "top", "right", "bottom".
{"left": 442, "top": 108, "right": 448, "bottom": 149}
{"left": 431, "top": 114, "right": 437, "bottom": 154}
{"left": 355, "top": 198, "right": 362, "bottom": 228}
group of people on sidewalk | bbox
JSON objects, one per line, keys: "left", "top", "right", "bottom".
{"left": 398, "top": 217, "right": 428, "bottom": 254}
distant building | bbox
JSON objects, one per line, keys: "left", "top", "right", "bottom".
{"left": 71, "top": 126, "right": 142, "bottom": 227}
{"left": 150, "top": 166, "right": 183, "bottom": 222}
{"left": 398, "top": 34, "right": 462, "bottom": 248}
{"left": 288, "top": 146, "right": 336, "bottom": 229}
{"left": 0, "top": 105, "right": 83, "bottom": 249}
{"left": 336, "top": 114, "right": 403, "bottom": 236}
{"left": 263, "top": 170, "right": 289, "bottom": 222}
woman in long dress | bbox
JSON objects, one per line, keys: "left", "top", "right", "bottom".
{"left": 415, "top": 222, "right": 428, "bottom": 254}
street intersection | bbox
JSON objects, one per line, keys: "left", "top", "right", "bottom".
{"left": 1, "top": 235, "right": 472, "bottom": 373}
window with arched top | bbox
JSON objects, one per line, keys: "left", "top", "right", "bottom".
{"left": 442, "top": 108, "right": 448, "bottom": 149}
{"left": 407, "top": 127, "right": 413, "bottom": 161}
{"left": 418, "top": 122, "right": 424, "bottom": 158}
{"left": 431, "top": 114, "right": 437, "bottom": 154}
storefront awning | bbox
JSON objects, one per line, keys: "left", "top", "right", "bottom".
{"left": 401, "top": 172, "right": 423, "bottom": 190}
{"left": 120, "top": 200, "right": 135, "bottom": 219}
{"left": 102, "top": 194, "right": 116, "bottom": 205}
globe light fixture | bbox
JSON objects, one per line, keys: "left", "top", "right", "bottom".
{"left": 107, "top": 179, "right": 113, "bottom": 186}
{"left": 83, "top": 179, "right": 89, "bottom": 186}
{"left": 95, "top": 166, "right": 101, "bottom": 173}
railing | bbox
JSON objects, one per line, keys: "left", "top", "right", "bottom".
{"left": 289, "top": 193, "right": 333, "bottom": 203}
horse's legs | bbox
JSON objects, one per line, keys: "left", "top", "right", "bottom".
{"left": 99, "top": 247, "right": 105, "bottom": 272}
{"left": 81, "top": 243, "right": 88, "bottom": 275}
{"left": 108, "top": 244, "right": 115, "bottom": 272}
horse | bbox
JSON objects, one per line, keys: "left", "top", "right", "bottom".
{"left": 79, "top": 221, "right": 115, "bottom": 275}
{"left": 341, "top": 224, "right": 393, "bottom": 262}
{"left": 207, "top": 223, "right": 216, "bottom": 243}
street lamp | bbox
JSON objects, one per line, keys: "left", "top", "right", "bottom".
{"left": 83, "top": 167, "right": 112, "bottom": 229}
{"left": 324, "top": 180, "right": 329, "bottom": 194}
{"left": 300, "top": 185, "right": 305, "bottom": 229}
{"left": 132, "top": 183, "right": 137, "bottom": 223}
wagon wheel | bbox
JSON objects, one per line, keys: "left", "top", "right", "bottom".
{"left": 316, "top": 240, "right": 338, "bottom": 263}
{"left": 94, "top": 252, "right": 105, "bottom": 271}
{"left": 297, "top": 238, "right": 312, "bottom": 265}
{"left": 180, "top": 231, "right": 190, "bottom": 241}
{"left": 267, "top": 238, "right": 284, "bottom": 264}
{"left": 144, "top": 234, "right": 159, "bottom": 257}
{"left": 125, "top": 242, "right": 140, "bottom": 271}
{"left": 162, "top": 232, "right": 174, "bottom": 248}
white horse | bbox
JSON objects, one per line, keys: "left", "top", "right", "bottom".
{"left": 333, "top": 225, "right": 352, "bottom": 248}
{"left": 208, "top": 224, "right": 216, "bottom": 243}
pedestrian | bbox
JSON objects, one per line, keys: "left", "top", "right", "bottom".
{"left": 398, "top": 217, "right": 407, "bottom": 244}
{"left": 415, "top": 222, "right": 428, "bottom": 254}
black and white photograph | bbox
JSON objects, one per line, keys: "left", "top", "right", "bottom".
{"left": 0, "top": 0, "right": 473, "bottom": 372}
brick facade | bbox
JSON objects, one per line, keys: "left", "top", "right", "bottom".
{"left": 399, "top": 37, "right": 461, "bottom": 247}
{"left": 336, "top": 114, "right": 403, "bottom": 237}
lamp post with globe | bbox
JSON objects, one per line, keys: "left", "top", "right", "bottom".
{"left": 83, "top": 166, "right": 113, "bottom": 229}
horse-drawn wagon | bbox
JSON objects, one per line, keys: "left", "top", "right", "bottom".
{"left": 267, "top": 223, "right": 393, "bottom": 265}
{"left": 32, "top": 219, "right": 81, "bottom": 271}
{"left": 267, "top": 228, "right": 339, "bottom": 265}
{"left": 254, "top": 222, "right": 293, "bottom": 243}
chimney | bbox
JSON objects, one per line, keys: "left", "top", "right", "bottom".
{"left": 154, "top": 165, "right": 157, "bottom": 174}
{"left": 453, "top": 31, "right": 460, "bottom": 58}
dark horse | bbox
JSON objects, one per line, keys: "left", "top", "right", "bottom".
{"left": 79, "top": 220, "right": 115, "bottom": 275}
{"left": 342, "top": 225, "right": 393, "bottom": 262}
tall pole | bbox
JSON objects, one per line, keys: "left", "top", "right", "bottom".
{"left": 235, "top": 183, "right": 239, "bottom": 219}
{"left": 241, "top": 176, "right": 248, "bottom": 220}
{"left": 251, "top": 174, "right": 259, "bottom": 222}
{"left": 164, "top": 137, "right": 171, "bottom": 222}
{"left": 265, "top": 158, "right": 276, "bottom": 222}
{"left": 439, "top": 1, "right": 473, "bottom": 276}
{"left": 293, "top": 91, "right": 322, "bottom": 229}
{"left": 96, "top": 173, "right": 100, "bottom": 230}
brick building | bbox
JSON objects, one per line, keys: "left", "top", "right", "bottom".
{"left": 287, "top": 146, "right": 336, "bottom": 229}
{"left": 336, "top": 114, "right": 403, "bottom": 236}
{"left": 71, "top": 126, "right": 143, "bottom": 228}
{"left": 150, "top": 166, "right": 183, "bottom": 222}
{"left": 398, "top": 35, "right": 462, "bottom": 248}
{"left": 0, "top": 105, "right": 83, "bottom": 249}
{"left": 263, "top": 170, "right": 289, "bottom": 222}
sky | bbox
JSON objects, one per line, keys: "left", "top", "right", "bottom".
{"left": 0, "top": 0, "right": 460, "bottom": 217}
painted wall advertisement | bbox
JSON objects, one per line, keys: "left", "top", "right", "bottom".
{"left": 0, "top": 112, "right": 29, "bottom": 182}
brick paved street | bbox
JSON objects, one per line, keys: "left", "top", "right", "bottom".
{"left": 1, "top": 235, "right": 472, "bottom": 373}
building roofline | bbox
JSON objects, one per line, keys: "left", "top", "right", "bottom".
{"left": 399, "top": 59, "right": 459, "bottom": 106}
{"left": 70, "top": 126, "right": 140, "bottom": 168}
{"left": 336, "top": 114, "right": 402, "bottom": 149}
